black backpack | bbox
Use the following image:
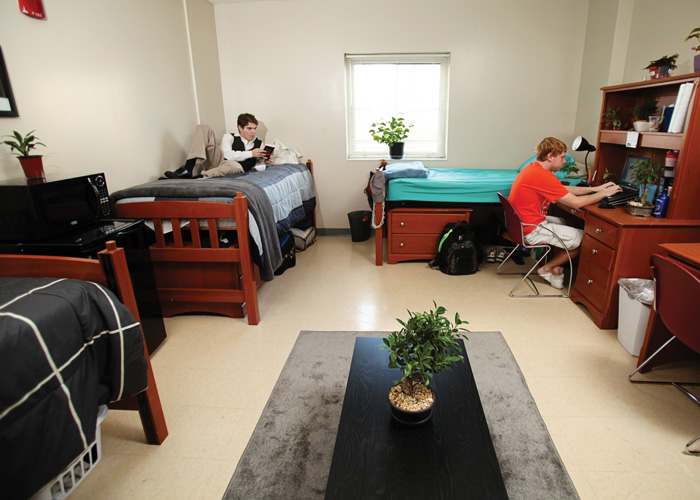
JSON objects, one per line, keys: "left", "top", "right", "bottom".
{"left": 429, "top": 221, "right": 482, "bottom": 275}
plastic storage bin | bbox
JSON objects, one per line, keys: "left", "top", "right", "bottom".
{"left": 617, "top": 278, "right": 655, "bottom": 356}
{"left": 348, "top": 210, "right": 372, "bottom": 242}
{"left": 33, "top": 405, "right": 108, "bottom": 500}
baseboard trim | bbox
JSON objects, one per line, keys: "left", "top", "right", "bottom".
{"left": 316, "top": 228, "right": 350, "bottom": 236}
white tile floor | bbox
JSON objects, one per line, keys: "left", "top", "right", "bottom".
{"left": 71, "top": 236, "right": 700, "bottom": 499}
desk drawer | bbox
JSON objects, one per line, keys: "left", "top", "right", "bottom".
{"left": 391, "top": 233, "right": 441, "bottom": 255}
{"left": 580, "top": 234, "right": 615, "bottom": 271}
{"left": 584, "top": 216, "right": 619, "bottom": 248}
{"left": 390, "top": 211, "right": 468, "bottom": 234}
{"left": 575, "top": 260, "right": 610, "bottom": 312}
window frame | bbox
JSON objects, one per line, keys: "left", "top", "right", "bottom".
{"left": 345, "top": 53, "right": 450, "bottom": 160}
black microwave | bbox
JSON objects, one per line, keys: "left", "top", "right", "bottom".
{"left": 0, "top": 173, "right": 114, "bottom": 241}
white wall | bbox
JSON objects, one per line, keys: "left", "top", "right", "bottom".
{"left": 3, "top": 0, "right": 698, "bottom": 229}
{"left": 573, "top": 0, "right": 700, "bottom": 174}
{"left": 0, "top": 0, "right": 200, "bottom": 191}
{"left": 187, "top": 0, "right": 226, "bottom": 138}
{"left": 214, "top": 0, "right": 590, "bottom": 228}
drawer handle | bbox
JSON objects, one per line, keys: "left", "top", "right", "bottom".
{"left": 400, "top": 222, "right": 405, "bottom": 227}
{"left": 595, "top": 228, "right": 602, "bottom": 234}
{"left": 400, "top": 242, "right": 404, "bottom": 247}
{"left": 587, "top": 279, "right": 593, "bottom": 284}
{"left": 570, "top": 209, "right": 577, "bottom": 214}
{"left": 591, "top": 249, "right": 598, "bottom": 254}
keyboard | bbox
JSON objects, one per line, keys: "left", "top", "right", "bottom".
{"left": 605, "top": 186, "right": 638, "bottom": 206}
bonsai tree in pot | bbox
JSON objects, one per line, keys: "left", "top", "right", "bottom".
{"left": 369, "top": 116, "right": 413, "bottom": 160}
{"left": 381, "top": 302, "right": 468, "bottom": 424}
{"left": 685, "top": 27, "right": 700, "bottom": 72}
{"left": 627, "top": 158, "right": 662, "bottom": 216}
{"left": 630, "top": 97, "right": 659, "bottom": 132}
{"left": 1, "top": 130, "right": 46, "bottom": 180}
{"left": 644, "top": 54, "right": 678, "bottom": 79}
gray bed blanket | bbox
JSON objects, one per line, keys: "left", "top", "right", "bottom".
{"left": 112, "top": 178, "right": 282, "bottom": 281}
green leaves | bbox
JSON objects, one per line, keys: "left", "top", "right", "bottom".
{"left": 1, "top": 129, "right": 46, "bottom": 158}
{"left": 380, "top": 302, "right": 469, "bottom": 392}
{"left": 369, "top": 117, "right": 413, "bottom": 146}
{"left": 630, "top": 158, "right": 663, "bottom": 201}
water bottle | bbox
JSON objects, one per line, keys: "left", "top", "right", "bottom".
{"left": 653, "top": 189, "right": 669, "bottom": 218}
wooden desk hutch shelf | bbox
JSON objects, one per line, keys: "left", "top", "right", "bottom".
{"left": 570, "top": 73, "right": 700, "bottom": 329}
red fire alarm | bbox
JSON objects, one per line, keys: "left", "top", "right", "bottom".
{"left": 19, "top": 0, "right": 46, "bottom": 20}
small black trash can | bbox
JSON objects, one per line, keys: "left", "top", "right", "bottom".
{"left": 348, "top": 210, "right": 372, "bottom": 242}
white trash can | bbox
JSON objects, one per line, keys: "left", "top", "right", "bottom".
{"left": 617, "top": 278, "right": 655, "bottom": 356}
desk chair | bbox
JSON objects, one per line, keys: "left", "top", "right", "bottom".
{"left": 629, "top": 254, "right": 700, "bottom": 455}
{"left": 496, "top": 193, "right": 572, "bottom": 298}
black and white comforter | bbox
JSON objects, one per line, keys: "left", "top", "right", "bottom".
{"left": 0, "top": 277, "right": 148, "bottom": 500}
{"left": 111, "top": 163, "right": 316, "bottom": 281}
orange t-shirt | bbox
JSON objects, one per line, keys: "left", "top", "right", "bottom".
{"left": 509, "top": 162, "right": 569, "bottom": 235}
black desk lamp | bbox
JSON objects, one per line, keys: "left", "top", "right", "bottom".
{"left": 573, "top": 136, "right": 596, "bottom": 185}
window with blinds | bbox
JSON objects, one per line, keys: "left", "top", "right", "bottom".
{"left": 345, "top": 53, "right": 450, "bottom": 160}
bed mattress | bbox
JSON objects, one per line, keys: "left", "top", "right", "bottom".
{"left": 386, "top": 168, "right": 519, "bottom": 203}
{"left": 0, "top": 277, "right": 148, "bottom": 500}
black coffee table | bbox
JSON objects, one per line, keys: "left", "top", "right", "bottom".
{"left": 325, "top": 338, "right": 507, "bottom": 499}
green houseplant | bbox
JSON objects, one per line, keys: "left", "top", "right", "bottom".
{"left": 560, "top": 159, "right": 580, "bottom": 180}
{"left": 685, "top": 27, "right": 700, "bottom": 72}
{"left": 369, "top": 117, "right": 413, "bottom": 159}
{"left": 602, "top": 106, "right": 622, "bottom": 130}
{"left": 627, "top": 158, "right": 662, "bottom": 216}
{"left": 381, "top": 302, "right": 468, "bottom": 424}
{"left": 643, "top": 54, "right": 679, "bottom": 78}
{"left": 1, "top": 130, "right": 46, "bottom": 180}
{"left": 631, "top": 97, "right": 659, "bottom": 131}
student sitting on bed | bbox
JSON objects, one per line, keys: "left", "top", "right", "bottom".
{"left": 509, "top": 137, "right": 621, "bottom": 289}
{"left": 164, "top": 113, "right": 271, "bottom": 178}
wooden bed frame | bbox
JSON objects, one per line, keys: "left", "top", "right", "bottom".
{"left": 113, "top": 159, "right": 314, "bottom": 324}
{"left": 372, "top": 160, "right": 472, "bottom": 266}
{"left": 0, "top": 241, "right": 168, "bottom": 445}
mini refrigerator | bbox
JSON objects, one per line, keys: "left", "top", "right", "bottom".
{"left": 0, "top": 219, "right": 167, "bottom": 354}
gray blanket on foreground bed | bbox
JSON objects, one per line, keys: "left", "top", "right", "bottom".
{"left": 112, "top": 177, "right": 282, "bottom": 281}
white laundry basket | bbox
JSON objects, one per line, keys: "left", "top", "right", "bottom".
{"left": 33, "top": 405, "right": 108, "bottom": 500}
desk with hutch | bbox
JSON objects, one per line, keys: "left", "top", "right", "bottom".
{"left": 561, "top": 72, "right": 700, "bottom": 329}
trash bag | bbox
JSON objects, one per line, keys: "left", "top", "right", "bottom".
{"left": 617, "top": 278, "right": 655, "bottom": 306}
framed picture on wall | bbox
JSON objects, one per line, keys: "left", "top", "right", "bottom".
{"left": 0, "top": 46, "right": 19, "bottom": 118}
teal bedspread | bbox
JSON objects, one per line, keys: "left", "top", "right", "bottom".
{"left": 385, "top": 166, "right": 584, "bottom": 204}
{"left": 386, "top": 168, "right": 519, "bottom": 203}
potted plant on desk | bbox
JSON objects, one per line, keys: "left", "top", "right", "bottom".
{"left": 627, "top": 158, "right": 662, "bottom": 217}
{"left": 369, "top": 116, "right": 413, "bottom": 160}
{"left": 381, "top": 302, "right": 469, "bottom": 425}
{"left": 1, "top": 130, "right": 46, "bottom": 181}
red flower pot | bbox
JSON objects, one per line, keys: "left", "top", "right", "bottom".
{"left": 18, "top": 155, "right": 45, "bottom": 180}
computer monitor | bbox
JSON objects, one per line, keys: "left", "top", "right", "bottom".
{"left": 620, "top": 155, "right": 646, "bottom": 188}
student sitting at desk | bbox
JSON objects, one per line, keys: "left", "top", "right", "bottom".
{"left": 509, "top": 137, "right": 622, "bottom": 288}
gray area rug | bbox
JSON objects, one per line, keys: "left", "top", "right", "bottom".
{"left": 223, "top": 331, "right": 579, "bottom": 500}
